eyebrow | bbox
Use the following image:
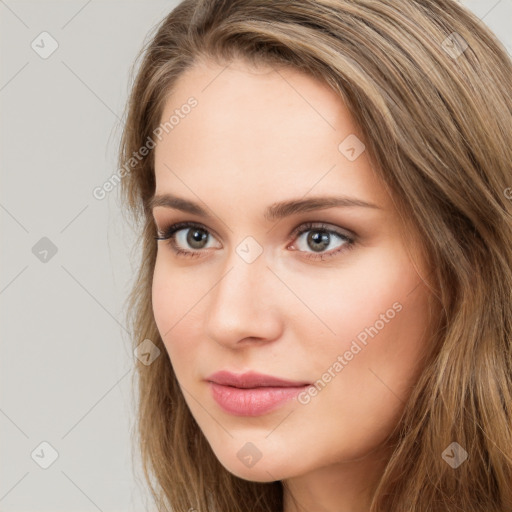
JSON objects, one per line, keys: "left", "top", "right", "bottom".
{"left": 149, "top": 193, "right": 381, "bottom": 222}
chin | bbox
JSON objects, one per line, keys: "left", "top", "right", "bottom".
{"left": 229, "top": 464, "right": 285, "bottom": 483}
{"left": 215, "top": 452, "right": 296, "bottom": 483}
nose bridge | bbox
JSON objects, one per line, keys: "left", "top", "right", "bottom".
{"left": 204, "top": 241, "right": 281, "bottom": 345}
{"left": 212, "top": 244, "right": 269, "bottom": 315}
{"left": 219, "top": 232, "right": 272, "bottom": 298}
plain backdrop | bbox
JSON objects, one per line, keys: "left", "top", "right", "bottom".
{"left": 1, "top": 1, "right": 510, "bottom": 511}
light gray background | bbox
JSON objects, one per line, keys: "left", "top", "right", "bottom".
{"left": 1, "top": 1, "right": 510, "bottom": 511}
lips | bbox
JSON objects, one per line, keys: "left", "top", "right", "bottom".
{"left": 205, "top": 371, "right": 311, "bottom": 416}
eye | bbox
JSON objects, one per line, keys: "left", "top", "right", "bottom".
{"left": 154, "top": 220, "right": 356, "bottom": 261}
{"left": 154, "top": 221, "right": 221, "bottom": 258}
{"left": 288, "top": 222, "right": 355, "bottom": 261}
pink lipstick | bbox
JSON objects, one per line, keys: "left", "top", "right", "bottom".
{"left": 205, "top": 370, "right": 310, "bottom": 416}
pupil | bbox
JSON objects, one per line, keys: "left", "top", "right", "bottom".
{"left": 308, "top": 231, "right": 329, "bottom": 252}
{"left": 187, "top": 228, "right": 208, "bottom": 248}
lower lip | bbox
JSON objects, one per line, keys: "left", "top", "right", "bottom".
{"left": 208, "top": 382, "right": 309, "bottom": 416}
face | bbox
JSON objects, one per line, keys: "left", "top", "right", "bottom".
{"left": 151, "top": 58, "right": 433, "bottom": 484}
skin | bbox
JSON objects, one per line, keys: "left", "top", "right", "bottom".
{"left": 151, "top": 58, "right": 434, "bottom": 512}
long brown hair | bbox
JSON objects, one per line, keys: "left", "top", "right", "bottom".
{"left": 118, "top": 1, "right": 512, "bottom": 510}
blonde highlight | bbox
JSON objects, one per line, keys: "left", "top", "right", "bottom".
{"left": 119, "top": 1, "right": 512, "bottom": 510}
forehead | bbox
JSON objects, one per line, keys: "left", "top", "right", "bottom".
{"left": 153, "top": 58, "right": 389, "bottom": 212}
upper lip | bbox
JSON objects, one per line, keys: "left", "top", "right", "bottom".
{"left": 206, "top": 370, "right": 310, "bottom": 389}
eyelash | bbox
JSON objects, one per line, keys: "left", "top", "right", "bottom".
{"left": 153, "top": 221, "right": 356, "bottom": 261}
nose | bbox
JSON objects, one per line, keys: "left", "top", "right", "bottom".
{"left": 204, "top": 248, "right": 284, "bottom": 349}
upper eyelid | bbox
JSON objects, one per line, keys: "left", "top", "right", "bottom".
{"left": 291, "top": 221, "right": 353, "bottom": 237}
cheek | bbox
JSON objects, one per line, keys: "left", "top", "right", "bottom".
{"left": 288, "top": 241, "right": 429, "bottom": 356}
{"left": 290, "top": 244, "right": 431, "bottom": 442}
{"left": 151, "top": 257, "right": 205, "bottom": 372}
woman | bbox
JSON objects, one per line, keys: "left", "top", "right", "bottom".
{"left": 119, "top": 1, "right": 512, "bottom": 510}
